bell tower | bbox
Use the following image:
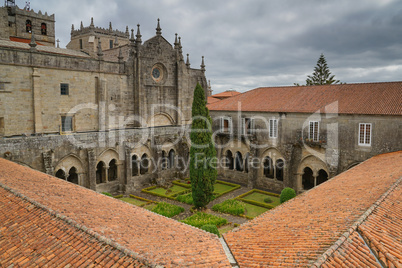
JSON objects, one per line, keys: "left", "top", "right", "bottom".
{"left": 0, "top": 1, "right": 55, "bottom": 46}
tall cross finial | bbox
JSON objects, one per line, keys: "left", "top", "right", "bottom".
{"left": 25, "top": 1, "right": 30, "bottom": 10}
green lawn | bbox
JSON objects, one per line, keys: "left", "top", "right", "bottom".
{"left": 242, "top": 192, "right": 281, "bottom": 207}
{"left": 218, "top": 224, "right": 234, "bottom": 235}
{"left": 143, "top": 203, "right": 157, "bottom": 210}
{"left": 243, "top": 202, "right": 269, "bottom": 218}
{"left": 181, "top": 212, "right": 228, "bottom": 228}
{"left": 148, "top": 185, "right": 188, "bottom": 197}
{"left": 119, "top": 197, "right": 148, "bottom": 206}
{"left": 213, "top": 182, "right": 236, "bottom": 194}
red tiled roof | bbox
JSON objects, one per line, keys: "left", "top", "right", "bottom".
{"left": 321, "top": 182, "right": 402, "bottom": 267}
{"left": 208, "top": 96, "right": 221, "bottom": 104}
{"left": 224, "top": 151, "right": 402, "bottom": 267}
{"left": 0, "top": 186, "right": 150, "bottom": 267}
{"left": 211, "top": 90, "right": 241, "bottom": 99}
{"left": 10, "top": 36, "right": 44, "bottom": 45}
{"left": 0, "top": 159, "right": 230, "bottom": 267}
{"left": 207, "top": 82, "right": 402, "bottom": 115}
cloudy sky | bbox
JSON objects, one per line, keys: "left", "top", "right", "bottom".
{"left": 25, "top": 0, "right": 402, "bottom": 93}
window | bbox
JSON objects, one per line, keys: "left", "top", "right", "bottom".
{"left": 41, "top": 23, "right": 47, "bottom": 35}
{"left": 79, "top": 39, "right": 83, "bottom": 49}
{"left": 309, "top": 121, "right": 319, "bottom": 142}
{"left": 359, "top": 123, "right": 372, "bottom": 146}
{"left": 242, "top": 117, "right": 254, "bottom": 135}
{"left": 109, "top": 40, "right": 113, "bottom": 49}
{"left": 60, "top": 83, "right": 69, "bottom": 95}
{"left": 0, "top": 117, "right": 4, "bottom": 136}
{"left": 26, "top": 20, "right": 32, "bottom": 33}
{"left": 61, "top": 116, "right": 73, "bottom": 132}
{"left": 269, "top": 119, "right": 278, "bottom": 138}
{"left": 220, "top": 117, "right": 232, "bottom": 134}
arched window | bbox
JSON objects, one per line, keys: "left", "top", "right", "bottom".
{"left": 26, "top": 20, "right": 32, "bottom": 33}
{"left": 235, "top": 152, "right": 243, "bottom": 172}
{"left": 96, "top": 162, "right": 105, "bottom": 184}
{"left": 263, "top": 157, "right": 274, "bottom": 178}
{"left": 169, "top": 149, "right": 175, "bottom": 169}
{"left": 302, "top": 167, "right": 314, "bottom": 190}
{"left": 317, "top": 169, "right": 328, "bottom": 186}
{"left": 226, "top": 151, "right": 234, "bottom": 170}
{"left": 140, "top": 154, "right": 149, "bottom": 175}
{"left": 108, "top": 159, "right": 118, "bottom": 181}
{"left": 67, "top": 167, "right": 79, "bottom": 184}
{"left": 41, "top": 23, "right": 47, "bottom": 35}
{"left": 55, "top": 169, "right": 66, "bottom": 180}
{"left": 244, "top": 153, "right": 250, "bottom": 173}
{"left": 276, "top": 159, "right": 284, "bottom": 181}
{"left": 131, "top": 155, "right": 139, "bottom": 176}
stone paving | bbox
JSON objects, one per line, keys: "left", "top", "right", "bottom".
{"left": 130, "top": 184, "right": 253, "bottom": 225}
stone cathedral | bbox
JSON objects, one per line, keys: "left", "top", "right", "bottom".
{"left": 0, "top": 1, "right": 208, "bottom": 193}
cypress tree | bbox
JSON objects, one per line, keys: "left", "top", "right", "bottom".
{"left": 189, "top": 83, "right": 217, "bottom": 208}
{"left": 305, "top": 53, "right": 340, "bottom": 85}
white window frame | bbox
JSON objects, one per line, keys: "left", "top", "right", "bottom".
{"left": 269, "top": 119, "right": 278, "bottom": 138}
{"left": 220, "top": 117, "right": 233, "bottom": 134}
{"left": 358, "top": 123, "right": 372, "bottom": 146}
{"left": 309, "top": 121, "right": 319, "bottom": 142}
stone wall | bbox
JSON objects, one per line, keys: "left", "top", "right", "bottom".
{"left": 210, "top": 110, "right": 402, "bottom": 192}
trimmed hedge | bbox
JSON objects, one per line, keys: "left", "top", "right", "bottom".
{"left": 172, "top": 180, "right": 192, "bottom": 188}
{"left": 235, "top": 189, "right": 279, "bottom": 209}
{"left": 141, "top": 185, "right": 191, "bottom": 200}
{"left": 280, "top": 187, "right": 297, "bottom": 204}
{"left": 113, "top": 194, "right": 124, "bottom": 199}
{"left": 128, "top": 194, "right": 157, "bottom": 207}
{"left": 181, "top": 212, "right": 227, "bottom": 228}
{"left": 212, "top": 199, "right": 245, "bottom": 216}
{"left": 201, "top": 224, "right": 220, "bottom": 237}
{"left": 101, "top": 192, "right": 113, "bottom": 197}
{"left": 151, "top": 202, "right": 185, "bottom": 218}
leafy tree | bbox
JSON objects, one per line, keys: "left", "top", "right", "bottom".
{"left": 295, "top": 53, "right": 341, "bottom": 86}
{"left": 189, "top": 83, "right": 217, "bottom": 208}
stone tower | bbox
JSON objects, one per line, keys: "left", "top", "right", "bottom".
{"left": 67, "top": 18, "right": 130, "bottom": 57}
{"left": 0, "top": 1, "right": 55, "bottom": 46}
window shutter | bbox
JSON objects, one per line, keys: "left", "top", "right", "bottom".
{"left": 241, "top": 118, "right": 246, "bottom": 135}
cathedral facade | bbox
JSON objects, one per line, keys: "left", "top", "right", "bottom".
{"left": 0, "top": 3, "right": 207, "bottom": 193}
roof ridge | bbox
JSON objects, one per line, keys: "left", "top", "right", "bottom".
{"left": 311, "top": 176, "right": 402, "bottom": 267}
{"left": 0, "top": 182, "right": 161, "bottom": 268}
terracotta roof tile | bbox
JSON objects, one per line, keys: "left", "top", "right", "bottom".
{"left": 0, "top": 186, "right": 150, "bottom": 267}
{"left": 224, "top": 151, "right": 402, "bottom": 267}
{"left": 207, "top": 82, "right": 402, "bottom": 115}
{"left": 208, "top": 96, "right": 221, "bottom": 104}
{"left": 0, "top": 158, "right": 230, "bottom": 267}
{"left": 9, "top": 36, "right": 44, "bottom": 45}
{"left": 211, "top": 90, "right": 241, "bottom": 99}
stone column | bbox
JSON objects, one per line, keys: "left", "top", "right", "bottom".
{"left": 87, "top": 149, "right": 97, "bottom": 190}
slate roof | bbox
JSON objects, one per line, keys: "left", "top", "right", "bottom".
{"left": 224, "top": 151, "right": 402, "bottom": 267}
{"left": 0, "top": 159, "right": 230, "bottom": 267}
{"left": 207, "top": 82, "right": 402, "bottom": 115}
